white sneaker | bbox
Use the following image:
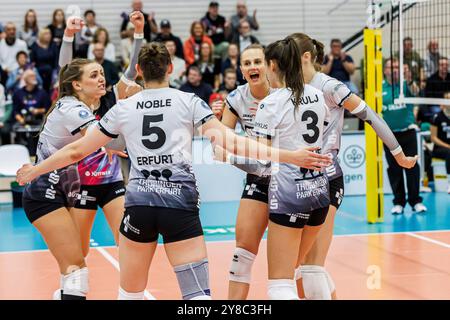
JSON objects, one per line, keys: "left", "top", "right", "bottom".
{"left": 391, "top": 205, "right": 404, "bottom": 215}
{"left": 413, "top": 203, "right": 427, "bottom": 213}
{"left": 52, "top": 289, "right": 62, "bottom": 300}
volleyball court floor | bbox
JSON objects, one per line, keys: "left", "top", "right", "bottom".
{"left": 0, "top": 193, "right": 449, "bottom": 300}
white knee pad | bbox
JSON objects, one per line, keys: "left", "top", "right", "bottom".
{"left": 300, "top": 265, "right": 332, "bottom": 300}
{"left": 52, "top": 274, "right": 65, "bottom": 300}
{"left": 267, "top": 279, "right": 299, "bottom": 300}
{"left": 229, "top": 248, "right": 256, "bottom": 284}
{"left": 118, "top": 287, "right": 145, "bottom": 300}
{"left": 323, "top": 269, "right": 336, "bottom": 293}
{"left": 63, "top": 267, "right": 89, "bottom": 299}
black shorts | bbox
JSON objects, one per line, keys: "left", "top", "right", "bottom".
{"left": 269, "top": 206, "right": 329, "bottom": 229}
{"left": 329, "top": 176, "right": 344, "bottom": 209}
{"left": 241, "top": 174, "right": 269, "bottom": 203}
{"left": 22, "top": 166, "right": 80, "bottom": 223}
{"left": 120, "top": 206, "right": 203, "bottom": 244}
{"left": 74, "top": 181, "right": 126, "bottom": 210}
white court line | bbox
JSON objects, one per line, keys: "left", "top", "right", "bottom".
{"left": 95, "top": 246, "right": 156, "bottom": 300}
{"left": 405, "top": 232, "right": 450, "bottom": 249}
{"left": 1, "top": 228, "right": 450, "bottom": 255}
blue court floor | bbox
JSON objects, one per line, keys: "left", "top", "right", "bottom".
{"left": 0, "top": 193, "right": 449, "bottom": 252}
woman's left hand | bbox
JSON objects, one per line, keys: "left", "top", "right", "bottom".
{"left": 105, "top": 149, "right": 128, "bottom": 163}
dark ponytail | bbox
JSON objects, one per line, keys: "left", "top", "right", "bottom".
{"left": 265, "top": 37, "right": 305, "bottom": 107}
{"left": 290, "top": 33, "right": 325, "bottom": 71}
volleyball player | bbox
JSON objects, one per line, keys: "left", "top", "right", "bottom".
{"left": 251, "top": 37, "right": 331, "bottom": 300}
{"left": 289, "top": 33, "right": 418, "bottom": 299}
{"left": 19, "top": 58, "right": 106, "bottom": 300}
{"left": 213, "top": 44, "right": 275, "bottom": 299}
{"left": 50, "top": 13, "right": 144, "bottom": 300}
{"left": 17, "top": 42, "right": 331, "bottom": 300}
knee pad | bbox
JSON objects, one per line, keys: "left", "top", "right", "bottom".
{"left": 294, "top": 266, "right": 302, "bottom": 281}
{"left": 300, "top": 265, "right": 332, "bottom": 300}
{"left": 267, "top": 279, "right": 299, "bottom": 300}
{"left": 324, "top": 269, "right": 336, "bottom": 293}
{"left": 174, "top": 259, "right": 211, "bottom": 300}
{"left": 118, "top": 287, "right": 144, "bottom": 300}
{"left": 229, "top": 247, "right": 256, "bottom": 284}
{"left": 62, "top": 267, "right": 89, "bottom": 300}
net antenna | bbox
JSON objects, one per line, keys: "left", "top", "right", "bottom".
{"left": 393, "top": 0, "right": 450, "bottom": 106}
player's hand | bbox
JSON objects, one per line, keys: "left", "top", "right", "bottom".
{"left": 394, "top": 152, "right": 418, "bottom": 169}
{"left": 130, "top": 11, "right": 145, "bottom": 34}
{"left": 105, "top": 149, "right": 128, "bottom": 163}
{"left": 291, "top": 147, "right": 332, "bottom": 171}
{"left": 65, "top": 16, "right": 84, "bottom": 37}
{"left": 210, "top": 100, "right": 224, "bottom": 119}
{"left": 213, "top": 145, "right": 228, "bottom": 163}
{"left": 16, "top": 163, "right": 37, "bottom": 186}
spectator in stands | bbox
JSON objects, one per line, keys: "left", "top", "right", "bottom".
{"left": 382, "top": 58, "right": 426, "bottom": 214}
{"left": 12, "top": 69, "right": 50, "bottom": 154}
{"left": 218, "top": 68, "right": 237, "bottom": 94}
{"left": 47, "top": 9, "right": 66, "bottom": 48}
{"left": 230, "top": 0, "right": 259, "bottom": 41}
{"left": 75, "top": 10, "right": 101, "bottom": 58}
{"left": 19, "top": 9, "right": 39, "bottom": 48}
{"left": 0, "top": 82, "right": 10, "bottom": 145}
{"left": 424, "top": 39, "right": 442, "bottom": 78}
{"left": 120, "top": 0, "right": 157, "bottom": 42}
{"left": 322, "top": 38, "right": 358, "bottom": 94}
{"left": 430, "top": 92, "right": 450, "bottom": 193}
{"left": 231, "top": 20, "right": 259, "bottom": 53}
{"left": 404, "top": 63, "right": 420, "bottom": 96}
{"left": 165, "top": 40, "right": 185, "bottom": 89}
{"left": 92, "top": 42, "right": 119, "bottom": 89}
{"left": 30, "top": 28, "right": 58, "bottom": 93}
{"left": 180, "top": 65, "right": 213, "bottom": 103}
{"left": 183, "top": 21, "right": 213, "bottom": 66}
{"left": 88, "top": 28, "right": 116, "bottom": 62}
{"left": 397, "top": 37, "right": 423, "bottom": 83}
{"left": 0, "top": 22, "right": 28, "bottom": 85}
{"left": 201, "top": 2, "right": 230, "bottom": 61}
{"left": 195, "top": 42, "right": 221, "bottom": 89}
{"left": 425, "top": 57, "right": 450, "bottom": 98}
{"left": 221, "top": 43, "right": 244, "bottom": 85}
{"left": 0, "top": 22, "right": 4, "bottom": 39}
{"left": 6, "top": 51, "right": 43, "bottom": 95}
{"left": 154, "top": 19, "right": 184, "bottom": 59}
{"left": 209, "top": 92, "right": 224, "bottom": 120}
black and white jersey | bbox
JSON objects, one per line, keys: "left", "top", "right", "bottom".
{"left": 24, "top": 96, "right": 95, "bottom": 208}
{"left": 98, "top": 87, "right": 214, "bottom": 211}
{"left": 309, "top": 72, "right": 352, "bottom": 179}
{"left": 253, "top": 86, "right": 330, "bottom": 214}
{"left": 226, "top": 83, "right": 276, "bottom": 137}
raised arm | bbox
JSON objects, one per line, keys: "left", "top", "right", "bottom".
{"left": 59, "top": 17, "right": 84, "bottom": 68}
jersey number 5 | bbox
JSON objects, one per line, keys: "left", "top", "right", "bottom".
{"left": 302, "top": 110, "right": 320, "bottom": 144}
{"left": 142, "top": 114, "right": 166, "bottom": 149}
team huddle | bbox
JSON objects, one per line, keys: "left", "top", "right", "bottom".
{"left": 16, "top": 12, "right": 417, "bottom": 300}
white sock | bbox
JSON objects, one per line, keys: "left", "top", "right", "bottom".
{"left": 118, "top": 287, "right": 145, "bottom": 300}
{"left": 267, "top": 279, "right": 299, "bottom": 300}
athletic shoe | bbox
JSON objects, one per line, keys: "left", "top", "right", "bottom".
{"left": 420, "top": 185, "right": 432, "bottom": 193}
{"left": 413, "top": 203, "right": 427, "bottom": 213}
{"left": 391, "top": 205, "right": 404, "bottom": 215}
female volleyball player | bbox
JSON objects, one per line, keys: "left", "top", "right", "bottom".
{"left": 252, "top": 37, "right": 331, "bottom": 300}
{"left": 215, "top": 44, "right": 275, "bottom": 300}
{"left": 20, "top": 58, "right": 106, "bottom": 300}
{"left": 17, "top": 42, "right": 331, "bottom": 300}
{"left": 289, "top": 33, "right": 418, "bottom": 300}
{"left": 59, "top": 13, "right": 143, "bottom": 258}
{"left": 49, "top": 13, "right": 144, "bottom": 300}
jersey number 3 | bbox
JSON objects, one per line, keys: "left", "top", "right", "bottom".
{"left": 142, "top": 114, "right": 166, "bottom": 149}
{"left": 302, "top": 110, "right": 320, "bottom": 144}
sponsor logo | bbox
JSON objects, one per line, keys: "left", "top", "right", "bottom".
{"left": 79, "top": 109, "right": 90, "bottom": 119}
{"left": 123, "top": 215, "right": 140, "bottom": 234}
{"left": 343, "top": 145, "right": 365, "bottom": 168}
{"left": 259, "top": 104, "right": 265, "bottom": 110}
{"left": 254, "top": 121, "right": 268, "bottom": 130}
{"left": 115, "top": 188, "right": 126, "bottom": 194}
